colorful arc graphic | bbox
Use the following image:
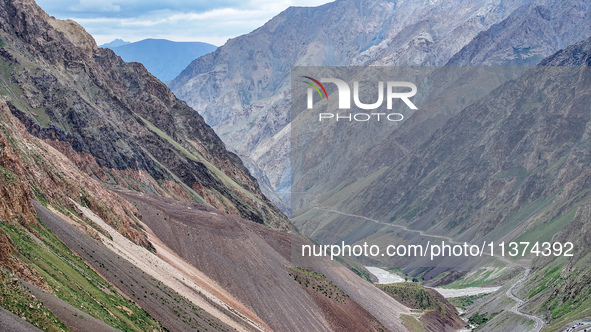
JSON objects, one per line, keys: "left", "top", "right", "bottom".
{"left": 303, "top": 76, "right": 328, "bottom": 100}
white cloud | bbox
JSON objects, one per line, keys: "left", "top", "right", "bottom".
{"left": 68, "top": 0, "right": 121, "bottom": 13}
{"left": 36, "top": 0, "right": 334, "bottom": 46}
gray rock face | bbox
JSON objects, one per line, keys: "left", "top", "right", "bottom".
{"left": 169, "top": 0, "right": 589, "bottom": 214}
{"left": 446, "top": 0, "right": 591, "bottom": 65}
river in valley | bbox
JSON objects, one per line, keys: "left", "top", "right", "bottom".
{"left": 366, "top": 266, "right": 500, "bottom": 298}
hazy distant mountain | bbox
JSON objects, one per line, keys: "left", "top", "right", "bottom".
{"left": 99, "top": 38, "right": 130, "bottom": 48}
{"left": 107, "top": 38, "right": 217, "bottom": 81}
{"left": 167, "top": 0, "right": 530, "bottom": 213}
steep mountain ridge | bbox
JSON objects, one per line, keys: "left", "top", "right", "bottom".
{"left": 447, "top": 0, "right": 591, "bottom": 66}
{"left": 0, "top": 0, "right": 289, "bottom": 229}
{"left": 0, "top": 98, "right": 170, "bottom": 331}
{"left": 515, "top": 37, "right": 591, "bottom": 330}
{"left": 0, "top": 93, "right": 406, "bottom": 330}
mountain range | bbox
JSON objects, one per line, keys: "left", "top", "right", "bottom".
{"left": 0, "top": 0, "right": 443, "bottom": 331}
{"left": 0, "top": 0, "right": 590, "bottom": 331}
{"left": 104, "top": 38, "right": 217, "bottom": 82}
{"left": 99, "top": 38, "right": 130, "bottom": 48}
{"left": 169, "top": 0, "right": 591, "bottom": 216}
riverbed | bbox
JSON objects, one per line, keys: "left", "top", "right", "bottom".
{"left": 366, "top": 266, "right": 500, "bottom": 298}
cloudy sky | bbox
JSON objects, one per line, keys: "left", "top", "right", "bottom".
{"left": 36, "top": 0, "right": 333, "bottom": 46}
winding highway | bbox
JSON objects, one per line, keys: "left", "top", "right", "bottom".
{"left": 314, "top": 206, "right": 546, "bottom": 331}
{"left": 506, "top": 269, "right": 544, "bottom": 332}
{"left": 313, "top": 206, "right": 515, "bottom": 266}
{"left": 314, "top": 207, "right": 460, "bottom": 244}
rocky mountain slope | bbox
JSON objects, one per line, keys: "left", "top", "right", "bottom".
{"left": 491, "top": 37, "right": 591, "bottom": 331}
{"left": 378, "top": 282, "right": 465, "bottom": 332}
{"left": 293, "top": 40, "right": 591, "bottom": 247}
{"left": 0, "top": 0, "right": 442, "bottom": 331}
{"left": 0, "top": 0, "right": 287, "bottom": 229}
{"left": 169, "top": 0, "right": 591, "bottom": 214}
{"left": 168, "top": 0, "right": 526, "bottom": 211}
{"left": 0, "top": 94, "right": 406, "bottom": 330}
{"left": 113, "top": 189, "right": 413, "bottom": 331}
{"left": 447, "top": 0, "right": 591, "bottom": 65}
{"left": 104, "top": 39, "right": 217, "bottom": 81}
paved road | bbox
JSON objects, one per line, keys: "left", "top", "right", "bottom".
{"left": 314, "top": 207, "right": 516, "bottom": 266}
{"left": 0, "top": 305, "right": 42, "bottom": 332}
{"left": 562, "top": 320, "right": 591, "bottom": 331}
{"left": 315, "top": 207, "right": 462, "bottom": 244}
{"left": 506, "top": 269, "right": 544, "bottom": 332}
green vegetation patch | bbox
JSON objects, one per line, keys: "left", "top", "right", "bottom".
{"left": 400, "top": 314, "right": 427, "bottom": 332}
{"left": 377, "top": 282, "right": 444, "bottom": 311}
{"left": 31, "top": 106, "right": 51, "bottom": 127}
{"left": 0, "top": 269, "right": 69, "bottom": 331}
{"left": 0, "top": 221, "right": 162, "bottom": 332}
{"left": 288, "top": 266, "right": 326, "bottom": 279}
{"left": 545, "top": 155, "right": 568, "bottom": 174}
{"left": 444, "top": 266, "right": 505, "bottom": 289}
{"left": 492, "top": 167, "right": 528, "bottom": 180}
{"left": 349, "top": 265, "right": 374, "bottom": 282}
{"left": 533, "top": 253, "right": 591, "bottom": 325}
{"left": 0, "top": 165, "right": 17, "bottom": 183}
{"left": 400, "top": 200, "right": 425, "bottom": 221}
{"left": 287, "top": 266, "right": 349, "bottom": 303}
{"left": 468, "top": 311, "right": 502, "bottom": 329}
{"left": 31, "top": 185, "right": 50, "bottom": 206}
{"left": 468, "top": 311, "right": 488, "bottom": 325}
{"left": 514, "top": 205, "right": 577, "bottom": 244}
{"left": 138, "top": 115, "right": 254, "bottom": 199}
{"left": 447, "top": 293, "right": 488, "bottom": 310}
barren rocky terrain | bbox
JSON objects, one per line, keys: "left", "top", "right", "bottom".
{"left": 116, "top": 189, "right": 412, "bottom": 331}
